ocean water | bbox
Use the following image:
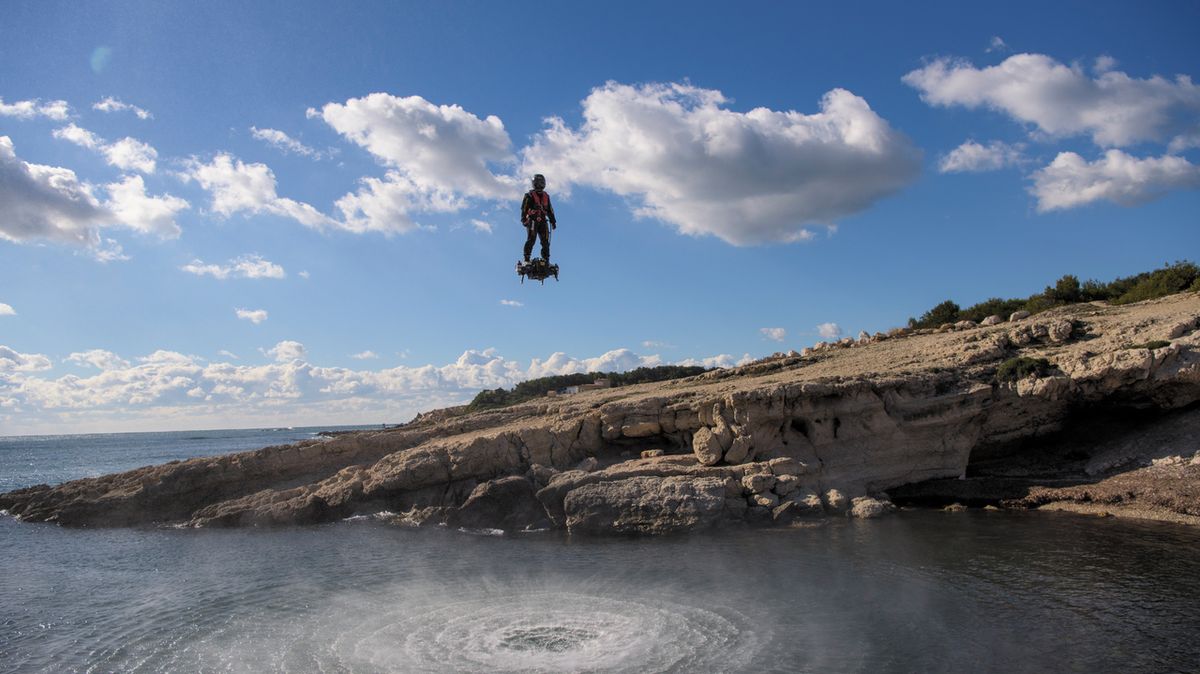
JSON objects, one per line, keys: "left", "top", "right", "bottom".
{"left": 2, "top": 431, "right": 1200, "bottom": 673}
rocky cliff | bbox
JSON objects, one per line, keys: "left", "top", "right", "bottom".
{"left": 3, "top": 294, "right": 1199, "bottom": 533}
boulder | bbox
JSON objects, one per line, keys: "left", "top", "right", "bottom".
{"left": 1009, "top": 310, "right": 1031, "bottom": 322}
{"left": 824, "top": 488, "right": 848, "bottom": 513}
{"left": 640, "top": 449, "right": 665, "bottom": 459}
{"left": 784, "top": 488, "right": 824, "bottom": 516}
{"left": 445, "top": 476, "right": 549, "bottom": 531}
{"left": 980, "top": 315, "right": 1003, "bottom": 326}
{"left": 773, "top": 474, "right": 800, "bottom": 496}
{"left": 562, "top": 476, "right": 733, "bottom": 535}
{"left": 692, "top": 427, "right": 723, "bottom": 466}
{"left": 750, "top": 492, "right": 780, "bottom": 508}
{"left": 849, "top": 495, "right": 894, "bottom": 519}
{"left": 741, "top": 472, "right": 776, "bottom": 494}
{"left": 768, "top": 457, "right": 807, "bottom": 476}
{"left": 576, "top": 457, "right": 599, "bottom": 472}
{"left": 724, "top": 435, "right": 753, "bottom": 464}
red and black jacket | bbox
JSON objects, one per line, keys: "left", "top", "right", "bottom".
{"left": 521, "top": 190, "right": 556, "bottom": 226}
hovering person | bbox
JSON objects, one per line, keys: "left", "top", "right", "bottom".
{"left": 516, "top": 173, "right": 560, "bottom": 284}
{"left": 521, "top": 173, "right": 557, "bottom": 263}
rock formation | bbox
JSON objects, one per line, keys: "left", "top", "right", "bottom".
{"left": 3, "top": 294, "right": 1198, "bottom": 534}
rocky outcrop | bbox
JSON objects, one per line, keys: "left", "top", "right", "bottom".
{"left": 2, "top": 293, "right": 1199, "bottom": 533}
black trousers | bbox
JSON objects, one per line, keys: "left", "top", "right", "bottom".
{"left": 523, "top": 221, "right": 551, "bottom": 261}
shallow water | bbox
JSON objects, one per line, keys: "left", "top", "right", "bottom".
{"left": 3, "top": 433, "right": 1200, "bottom": 673}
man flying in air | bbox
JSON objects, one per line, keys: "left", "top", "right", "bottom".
{"left": 521, "top": 174, "right": 557, "bottom": 263}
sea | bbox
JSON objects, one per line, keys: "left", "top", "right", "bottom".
{"left": 2, "top": 428, "right": 1199, "bottom": 673}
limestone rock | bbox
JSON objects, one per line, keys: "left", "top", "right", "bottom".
{"left": 824, "top": 489, "right": 848, "bottom": 513}
{"left": 773, "top": 474, "right": 800, "bottom": 496}
{"left": 849, "top": 495, "right": 894, "bottom": 519}
{"left": 724, "top": 435, "right": 752, "bottom": 464}
{"left": 446, "top": 476, "right": 549, "bottom": 531}
{"left": 562, "top": 476, "right": 732, "bottom": 535}
{"left": 576, "top": 457, "right": 599, "bottom": 472}
{"left": 741, "top": 473, "right": 776, "bottom": 494}
{"left": 768, "top": 457, "right": 806, "bottom": 476}
{"left": 980, "top": 315, "right": 1003, "bottom": 326}
{"left": 1009, "top": 310, "right": 1031, "bottom": 322}
{"left": 784, "top": 488, "right": 824, "bottom": 516}
{"left": 640, "top": 449, "right": 665, "bottom": 459}
{"left": 750, "top": 492, "right": 780, "bottom": 508}
{"left": 692, "top": 427, "right": 723, "bottom": 466}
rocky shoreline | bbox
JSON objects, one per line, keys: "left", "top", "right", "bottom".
{"left": 3, "top": 293, "right": 1198, "bottom": 534}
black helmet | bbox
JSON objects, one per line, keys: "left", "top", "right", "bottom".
{"left": 532, "top": 174, "right": 546, "bottom": 190}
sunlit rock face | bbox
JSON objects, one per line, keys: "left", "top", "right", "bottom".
{"left": 3, "top": 294, "right": 1199, "bottom": 532}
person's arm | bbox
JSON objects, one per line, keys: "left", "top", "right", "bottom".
{"left": 546, "top": 195, "right": 557, "bottom": 226}
{"left": 520, "top": 193, "right": 530, "bottom": 224}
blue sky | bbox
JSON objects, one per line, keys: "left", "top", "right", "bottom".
{"left": 1, "top": 1, "right": 1197, "bottom": 434}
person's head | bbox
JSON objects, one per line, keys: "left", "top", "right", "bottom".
{"left": 532, "top": 174, "right": 546, "bottom": 191}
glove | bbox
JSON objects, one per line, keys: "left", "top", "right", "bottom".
{"left": 551, "top": 222, "right": 557, "bottom": 230}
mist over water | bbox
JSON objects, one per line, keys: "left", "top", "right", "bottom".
{"left": 3, "top": 432, "right": 1200, "bottom": 672}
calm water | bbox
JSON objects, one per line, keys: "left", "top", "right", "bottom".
{"left": 2, "top": 432, "right": 1200, "bottom": 673}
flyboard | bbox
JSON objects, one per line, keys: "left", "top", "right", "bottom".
{"left": 516, "top": 224, "right": 559, "bottom": 284}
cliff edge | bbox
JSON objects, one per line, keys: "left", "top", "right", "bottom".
{"left": 3, "top": 293, "right": 1198, "bottom": 533}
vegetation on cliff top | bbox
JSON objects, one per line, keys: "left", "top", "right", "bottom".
{"left": 467, "top": 365, "right": 710, "bottom": 411}
{"left": 909, "top": 261, "right": 1200, "bottom": 330}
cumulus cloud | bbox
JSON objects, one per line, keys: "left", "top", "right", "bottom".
{"left": 93, "top": 96, "right": 153, "bottom": 120}
{"left": 183, "top": 153, "right": 334, "bottom": 229}
{"left": 311, "top": 93, "right": 519, "bottom": 235}
{"left": 499, "top": 299, "right": 523, "bottom": 307}
{"left": 522, "top": 81, "right": 921, "bottom": 245}
{"left": 939, "top": 140, "right": 1024, "bottom": 173}
{"left": 0, "top": 135, "right": 108, "bottom": 246}
{"left": 266, "top": 340, "right": 306, "bottom": 362}
{"left": 817, "top": 322, "right": 842, "bottom": 339}
{"left": 53, "top": 123, "right": 158, "bottom": 173}
{"left": 250, "top": 126, "right": 321, "bottom": 158}
{"left": 182, "top": 254, "right": 286, "bottom": 280}
{"left": 235, "top": 308, "right": 268, "bottom": 324}
{"left": 105, "top": 175, "right": 188, "bottom": 238}
{"left": 313, "top": 93, "right": 517, "bottom": 200}
{"left": 0, "top": 343, "right": 765, "bottom": 432}
{"left": 675, "top": 353, "right": 753, "bottom": 369}
{"left": 0, "top": 303, "right": 14, "bottom": 316}
{"left": 760, "top": 327, "right": 787, "bottom": 342}
{"left": 0, "top": 346, "right": 52, "bottom": 373}
{"left": 65, "top": 349, "right": 130, "bottom": 370}
{"left": 350, "top": 350, "right": 379, "bottom": 360}
{"left": 1030, "top": 149, "right": 1200, "bottom": 211}
{"left": 903, "top": 53, "right": 1200, "bottom": 149}
{"left": 470, "top": 218, "right": 493, "bottom": 233}
{"left": 0, "top": 97, "right": 70, "bottom": 120}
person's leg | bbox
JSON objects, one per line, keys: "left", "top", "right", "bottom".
{"left": 523, "top": 225, "right": 536, "bottom": 261}
{"left": 539, "top": 222, "right": 550, "bottom": 261}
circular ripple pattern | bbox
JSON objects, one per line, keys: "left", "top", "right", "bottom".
{"left": 343, "top": 591, "right": 761, "bottom": 672}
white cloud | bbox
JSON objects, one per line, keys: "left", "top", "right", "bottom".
{"left": 470, "top": 218, "right": 493, "bottom": 233}
{"left": 350, "top": 350, "right": 379, "bottom": 360}
{"left": 0, "top": 303, "right": 14, "bottom": 316}
{"left": 0, "top": 345, "right": 52, "bottom": 373}
{"left": 250, "top": 126, "right": 320, "bottom": 158}
{"left": 181, "top": 254, "right": 286, "bottom": 280}
{"left": 522, "top": 82, "right": 920, "bottom": 246}
{"left": 93, "top": 96, "right": 153, "bottom": 120}
{"left": 183, "top": 153, "right": 334, "bottom": 229}
{"left": 65, "top": 349, "right": 130, "bottom": 370}
{"left": 0, "top": 344, "right": 766, "bottom": 433}
{"left": 641, "top": 340, "right": 675, "bottom": 349}
{"left": 105, "top": 175, "right": 188, "bottom": 238}
{"left": 298, "top": 270, "right": 310, "bottom": 279}
{"left": 817, "top": 322, "right": 842, "bottom": 339}
{"left": 903, "top": 53, "right": 1200, "bottom": 149}
{"left": 760, "top": 327, "right": 786, "bottom": 342}
{"left": 235, "top": 308, "right": 268, "bottom": 324}
{"left": 986, "top": 36, "right": 1007, "bottom": 53}
{"left": 939, "top": 140, "right": 1024, "bottom": 173}
{"left": 53, "top": 123, "right": 158, "bottom": 173}
{"left": 1030, "top": 149, "right": 1200, "bottom": 211}
{"left": 0, "top": 135, "right": 108, "bottom": 246}
{"left": 103, "top": 137, "right": 158, "bottom": 173}
{"left": 266, "top": 340, "right": 306, "bottom": 362}
{"left": 0, "top": 97, "right": 70, "bottom": 120}
{"left": 499, "top": 299, "right": 523, "bottom": 307}
{"left": 217, "top": 349, "right": 239, "bottom": 360}
{"left": 675, "top": 353, "right": 753, "bottom": 369}
{"left": 313, "top": 93, "right": 517, "bottom": 200}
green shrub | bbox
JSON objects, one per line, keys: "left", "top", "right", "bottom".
{"left": 996, "top": 357, "right": 1052, "bottom": 382}
{"left": 467, "top": 365, "right": 709, "bottom": 411}
{"left": 908, "top": 300, "right": 961, "bottom": 329}
{"left": 1110, "top": 261, "right": 1200, "bottom": 305}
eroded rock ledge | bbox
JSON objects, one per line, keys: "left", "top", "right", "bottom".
{"left": 3, "top": 294, "right": 1199, "bottom": 534}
